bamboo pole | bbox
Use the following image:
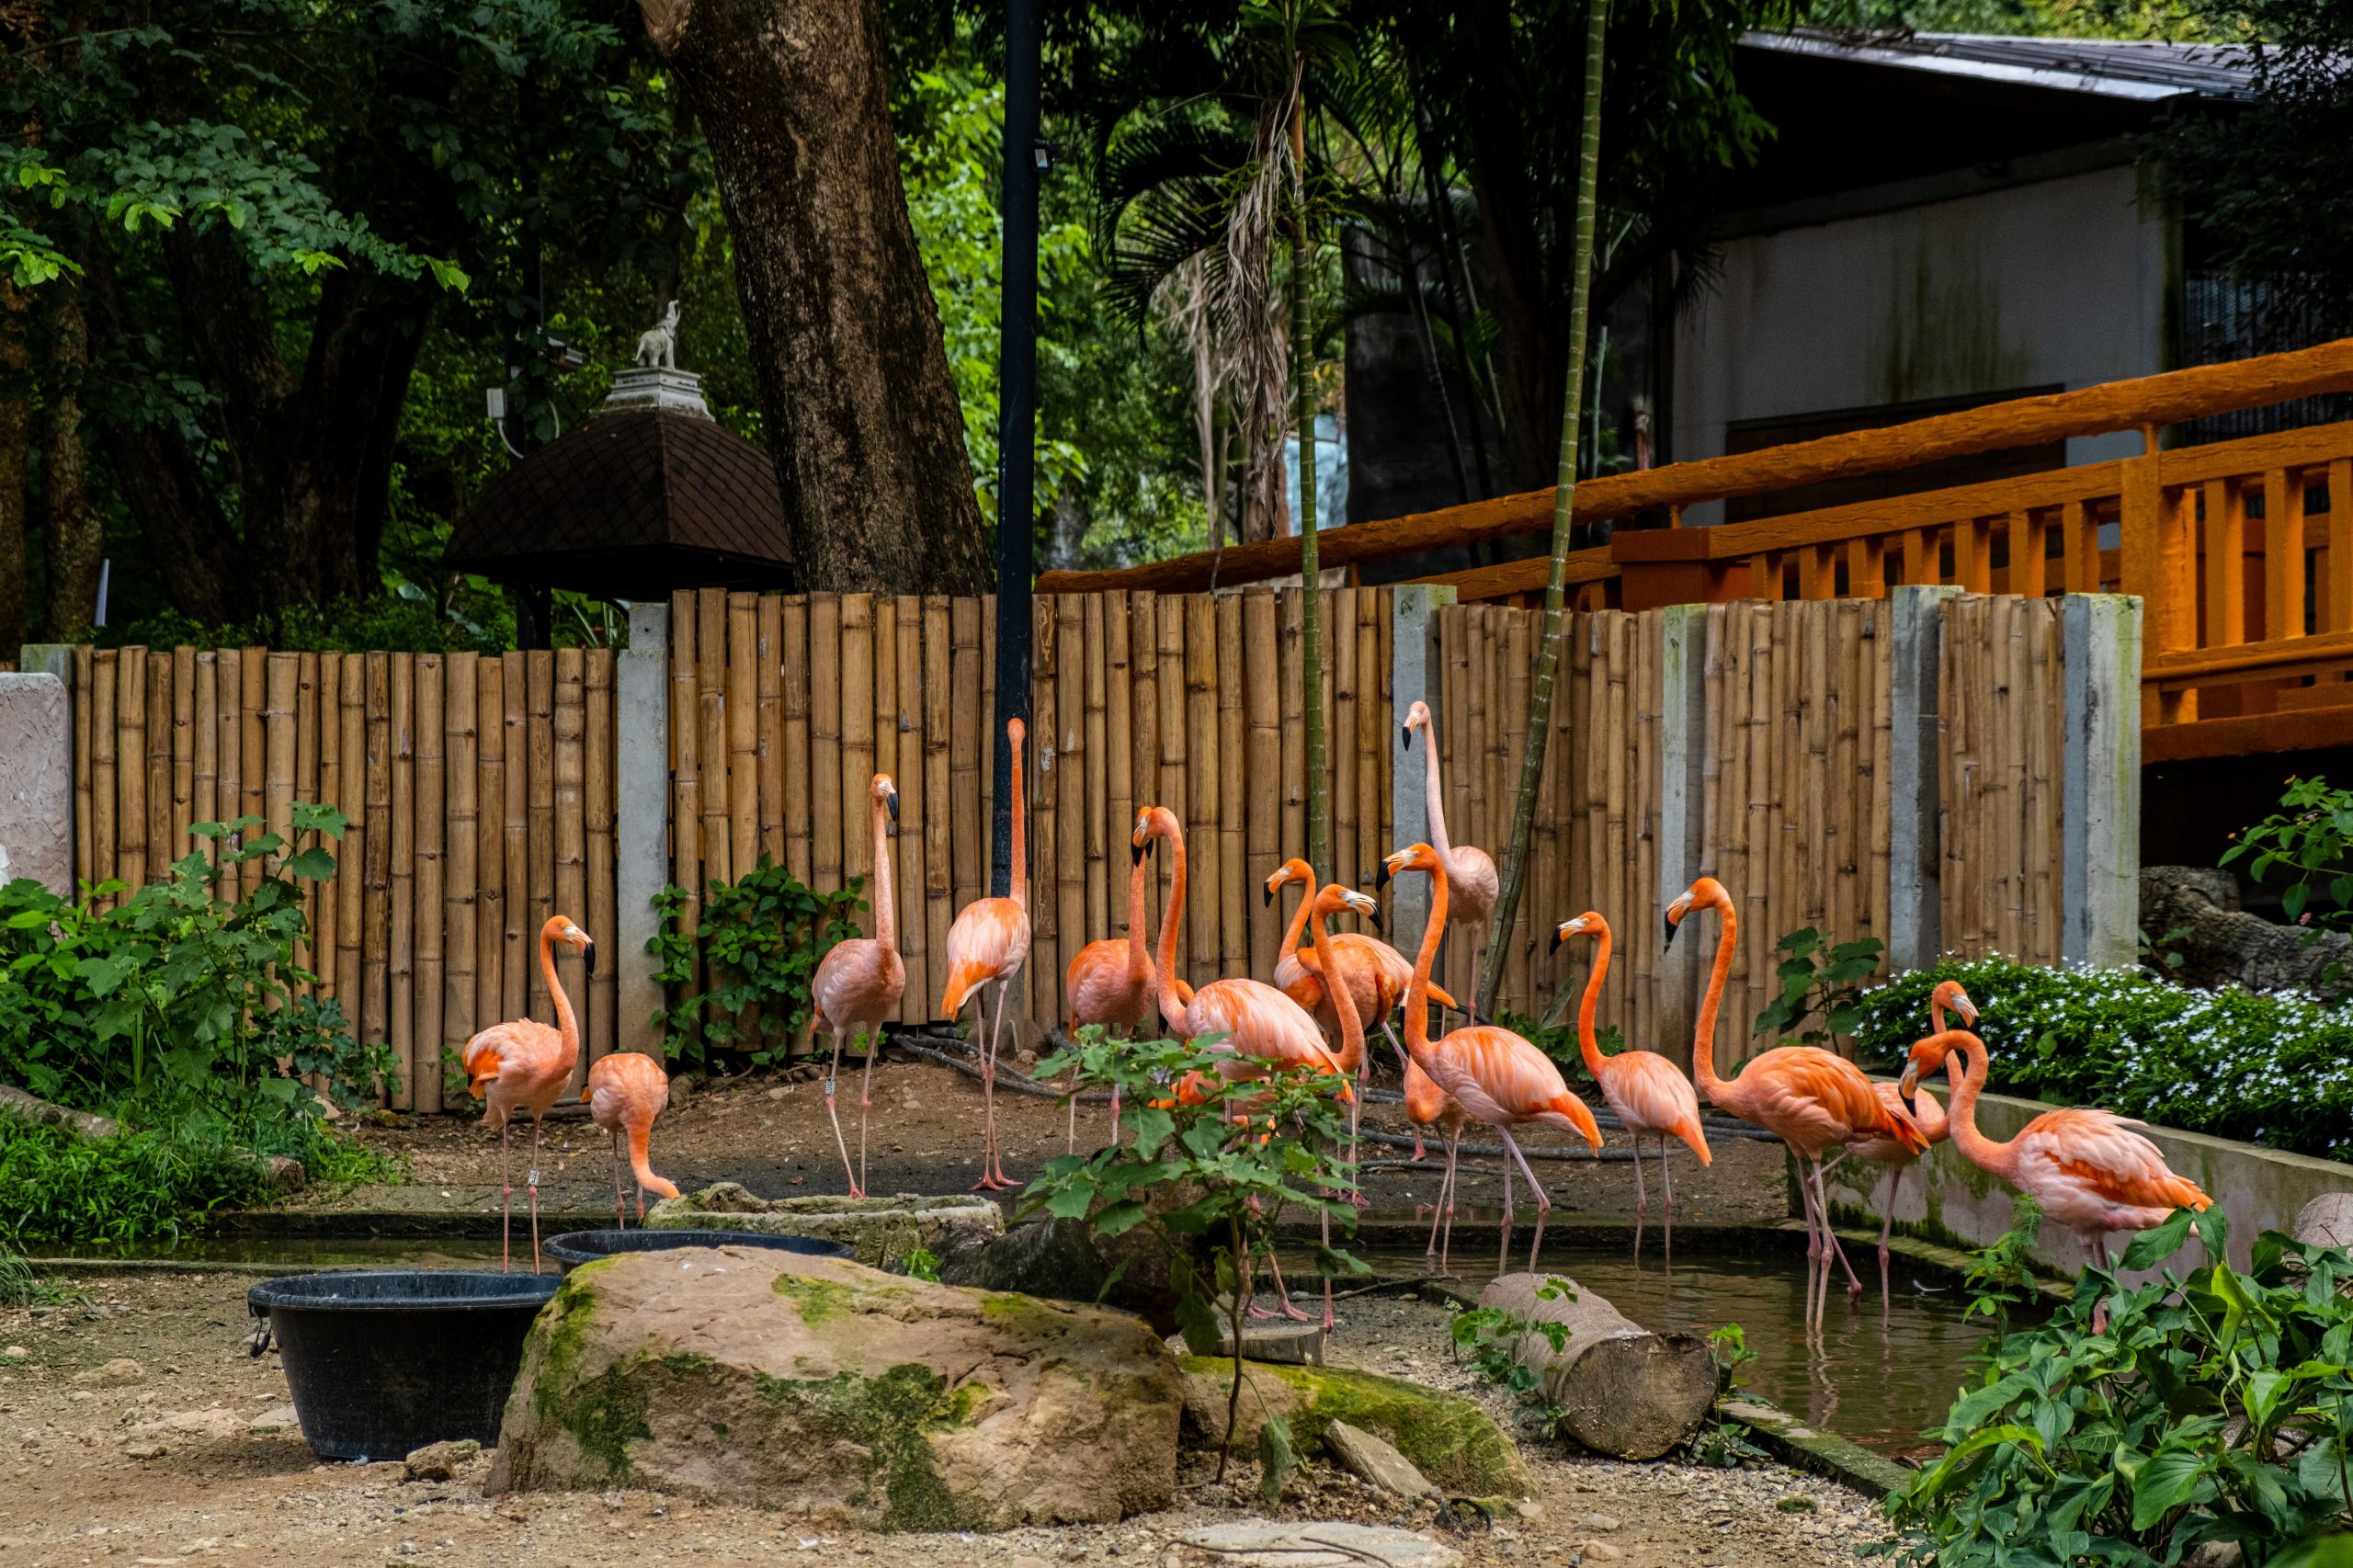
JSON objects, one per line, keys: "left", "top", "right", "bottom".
{"left": 585, "top": 649, "right": 618, "bottom": 1059}
{"left": 1279, "top": 591, "right": 1302, "bottom": 864}
{"left": 389, "top": 653, "right": 416, "bottom": 1110}
{"left": 334, "top": 654, "right": 364, "bottom": 1011}
{"left": 1183, "top": 595, "right": 1217, "bottom": 988}
{"left": 504, "top": 652, "right": 530, "bottom": 1023}
{"left": 266, "top": 653, "right": 298, "bottom": 875}
{"left": 212, "top": 650, "right": 241, "bottom": 888}
{"left": 145, "top": 653, "right": 170, "bottom": 886}
{"left": 897, "top": 596, "right": 926, "bottom": 1024}
{"left": 668, "top": 594, "right": 700, "bottom": 994}
{"left": 241, "top": 649, "right": 266, "bottom": 898}
{"left": 757, "top": 596, "right": 785, "bottom": 865}
{"left": 949, "top": 596, "right": 983, "bottom": 920}
{"left": 1082, "top": 592, "right": 1109, "bottom": 944}
{"left": 1104, "top": 590, "right": 1133, "bottom": 931}
{"left": 554, "top": 647, "right": 586, "bottom": 1085}
{"left": 1157, "top": 595, "right": 1188, "bottom": 977}
{"left": 873, "top": 597, "right": 899, "bottom": 855}
{"left": 1127, "top": 591, "right": 1157, "bottom": 945}
{"left": 1029, "top": 597, "right": 1060, "bottom": 1017}
{"left": 981, "top": 594, "right": 996, "bottom": 898}
{"left": 698, "top": 590, "right": 731, "bottom": 892}
{"left": 840, "top": 594, "right": 876, "bottom": 898}
{"left": 310, "top": 653, "right": 335, "bottom": 1005}
{"left": 526, "top": 651, "right": 555, "bottom": 1024}
{"left": 362, "top": 653, "right": 392, "bottom": 1080}
{"left": 922, "top": 596, "right": 954, "bottom": 1018}
{"left": 1356, "top": 589, "right": 1381, "bottom": 896}
{"left": 193, "top": 651, "right": 219, "bottom": 871}
{"left": 1057, "top": 594, "right": 1089, "bottom": 1009}
{"left": 1503, "top": 609, "right": 1533, "bottom": 1011}
{"left": 117, "top": 647, "right": 146, "bottom": 897}
{"left": 171, "top": 646, "right": 195, "bottom": 865}
{"left": 73, "top": 644, "right": 93, "bottom": 893}
{"left": 1333, "top": 586, "right": 1359, "bottom": 889}
{"left": 476, "top": 654, "right": 506, "bottom": 1033}
{"left": 1216, "top": 592, "right": 1245, "bottom": 978}
{"left": 415, "top": 655, "right": 445, "bottom": 1112}
{"left": 729, "top": 592, "right": 759, "bottom": 877}
{"left": 782, "top": 595, "right": 813, "bottom": 884}
{"left": 292, "top": 652, "right": 320, "bottom": 998}
{"left": 446, "top": 652, "right": 479, "bottom": 1081}
{"left": 811, "top": 594, "right": 843, "bottom": 897}
{"left": 1243, "top": 589, "right": 1281, "bottom": 975}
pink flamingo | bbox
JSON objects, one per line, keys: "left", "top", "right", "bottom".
{"left": 1665, "top": 876, "right": 1928, "bottom": 1332}
{"left": 583, "top": 1051, "right": 679, "bottom": 1226}
{"left": 809, "top": 774, "right": 906, "bottom": 1197}
{"left": 1381, "top": 843, "right": 1604, "bottom": 1273}
{"left": 1827, "top": 979, "right": 1968, "bottom": 1299}
{"left": 1402, "top": 701, "right": 1496, "bottom": 999}
{"left": 1063, "top": 812, "right": 1163, "bottom": 1149}
{"left": 1901, "top": 1028, "right": 2211, "bottom": 1309}
{"left": 940, "top": 719, "right": 1031, "bottom": 1192}
{"left": 1552, "top": 912, "right": 1711, "bottom": 1253}
{"left": 462, "top": 914, "right": 594, "bottom": 1273}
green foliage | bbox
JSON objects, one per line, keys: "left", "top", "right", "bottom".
{"left": 1691, "top": 1419, "right": 1769, "bottom": 1469}
{"left": 1754, "top": 926, "right": 1884, "bottom": 1048}
{"left": 0, "top": 1247, "right": 77, "bottom": 1308}
{"left": 1710, "top": 1322, "right": 1759, "bottom": 1388}
{"left": 1852, "top": 956, "right": 2353, "bottom": 1163}
{"left": 647, "top": 860, "right": 866, "bottom": 1070}
{"left": 900, "top": 1246, "right": 942, "bottom": 1284}
{"left": 1877, "top": 1210, "right": 2353, "bottom": 1567}
{"left": 1449, "top": 1280, "right": 1574, "bottom": 1404}
{"left": 1257, "top": 1413, "right": 1298, "bottom": 1502}
{"left": 0, "top": 1123, "right": 273, "bottom": 1249}
{"left": 1026, "top": 1024, "right": 1362, "bottom": 1471}
{"left": 2223, "top": 775, "right": 2353, "bottom": 993}
{"left": 1499, "top": 1008, "right": 1623, "bottom": 1082}
{"left": 1959, "top": 1196, "right": 2046, "bottom": 1343}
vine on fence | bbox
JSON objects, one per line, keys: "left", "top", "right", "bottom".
{"left": 648, "top": 858, "right": 865, "bottom": 1068}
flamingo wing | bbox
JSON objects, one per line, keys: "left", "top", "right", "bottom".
{"left": 814, "top": 937, "right": 905, "bottom": 1035}
{"left": 1736, "top": 1046, "right": 1925, "bottom": 1161}
{"left": 1435, "top": 1025, "right": 1602, "bottom": 1150}
{"left": 1601, "top": 1051, "right": 1711, "bottom": 1165}
{"left": 1066, "top": 937, "right": 1153, "bottom": 1030}
{"left": 940, "top": 897, "right": 1030, "bottom": 1016}
{"left": 2014, "top": 1108, "right": 2212, "bottom": 1226}
{"left": 1188, "top": 980, "right": 1347, "bottom": 1078}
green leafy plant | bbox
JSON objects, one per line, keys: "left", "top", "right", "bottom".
{"left": 1692, "top": 1420, "right": 1768, "bottom": 1470}
{"left": 1026, "top": 1024, "right": 1363, "bottom": 1480}
{"left": 1755, "top": 926, "right": 1884, "bottom": 1048}
{"left": 1853, "top": 957, "right": 2353, "bottom": 1164}
{"left": 1958, "top": 1196, "right": 2044, "bottom": 1342}
{"left": 648, "top": 859, "right": 865, "bottom": 1069}
{"left": 900, "top": 1246, "right": 942, "bottom": 1283}
{"left": 1877, "top": 1210, "right": 2353, "bottom": 1567}
{"left": 2140, "top": 922, "right": 2193, "bottom": 977}
{"left": 2224, "top": 775, "right": 2353, "bottom": 994}
{"left": 1449, "top": 1282, "right": 1574, "bottom": 1399}
{"left": 1709, "top": 1322, "right": 1759, "bottom": 1390}
{"left": 1500, "top": 1008, "right": 1622, "bottom": 1084}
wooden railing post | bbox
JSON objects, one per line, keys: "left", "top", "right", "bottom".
{"left": 2063, "top": 594, "right": 2143, "bottom": 969}
{"left": 1888, "top": 585, "right": 1961, "bottom": 971}
{"left": 1387, "top": 584, "right": 1454, "bottom": 962}
{"left": 2118, "top": 423, "right": 2195, "bottom": 724}
{"left": 616, "top": 599, "right": 670, "bottom": 1052}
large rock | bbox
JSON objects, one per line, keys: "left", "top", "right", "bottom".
{"left": 936, "top": 1217, "right": 1179, "bottom": 1335}
{"left": 1176, "top": 1355, "right": 1529, "bottom": 1498}
{"left": 1478, "top": 1273, "right": 1717, "bottom": 1460}
{"left": 487, "top": 1244, "right": 1183, "bottom": 1530}
{"left": 644, "top": 1182, "right": 1003, "bottom": 1268}
{"left": 2140, "top": 866, "right": 2353, "bottom": 994}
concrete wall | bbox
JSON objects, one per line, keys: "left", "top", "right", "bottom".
{"left": 1673, "top": 165, "right": 2166, "bottom": 524}
{"left": 0, "top": 673, "right": 71, "bottom": 895}
{"left": 1826, "top": 1084, "right": 2353, "bottom": 1285}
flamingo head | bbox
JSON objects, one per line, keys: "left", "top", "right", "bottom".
{"left": 1131, "top": 807, "right": 1154, "bottom": 863}
{"left": 1314, "top": 882, "right": 1381, "bottom": 930}
{"left": 1402, "top": 699, "right": 1431, "bottom": 749}
{"left": 1552, "top": 910, "right": 1604, "bottom": 954}
{"left": 547, "top": 915, "right": 596, "bottom": 974}
{"left": 870, "top": 771, "right": 899, "bottom": 821}
{"left": 1899, "top": 1030, "right": 1972, "bottom": 1099}
{"left": 1135, "top": 804, "right": 1183, "bottom": 857}
{"left": 1933, "top": 980, "right": 1980, "bottom": 1026}
{"left": 1663, "top": 876, "right": 1730, "bottom": 950}
{"left": 1006, "top": 715, "right": 1026, "bottom": 753}
{"left": 1377, "top": 843, "right": 1441, "bottom": 889}
{"left": 1264, "top": 858, "right": 1313, "bottom": 907}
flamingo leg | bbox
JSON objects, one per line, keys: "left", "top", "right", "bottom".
{"left": 1661, "top": 1139, "right": 1676, "bottom": 1258}
{"left": 528, "top": 1115, "right": 544, "bottom": 1277}
{"left": 1496, "top": 1135, "right": 1516, "bottom": 1277}
{"left": 1064, "top": 1041, "right": 1080, "bottom": 1154}
{"left": 972, "top": 986, "right": 1012, "bottom": 1193}
{"left": 992, "top": 981, "right": 1016, "bottom": 1187}
{"left": 824, "top": 1023, "right": 863, "bottom": 1199}
{"left": 1877, "top": 1167, "right": 1899, "bottom": 1302}
{"left": 1813, "top": 1160, "right": 1859, "bottom": 1324}
{"left": 500, "top": 1121, "right": 514, "bottom": 1274}
{"left": 1631, "top": 1131, "right": 1649, "bottom": 1258}
{"left": 1265, "top": 1245, "right": 1313, "bottom": 1323}
{"left": 858, "top": 1025, "right": 878, "bottom": 1199}
{"left": 1107, "top": 1080, "right": 1122, "bottom": 1150}
{"left": 1438, "top": 1129, "right": 1461, "bottom": 1275}
{"left": 608, "top": 1128, "right": 627, "bottom": 1231}
{"left": 1498, "top": 1127, "right": 1552, "bottom": 1272}
{"left": 1793, "top": 1159, "right": 1824, "bottom": 1335}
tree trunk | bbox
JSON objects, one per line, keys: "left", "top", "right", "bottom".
{"left": 0, "top": 281, "right": 29, "bottom": 656}
{"left": 1480, "top": 1272, "right": 1717, "bottom": 1460}
{"left": 1291, "top": 97, "right": 1329, "bottom": 878}
{"left": 1476, "top": 0, "right": 1609, "bottom": 1016}
{"left": 38, "top": 282, "right": 101, "bottom": 640}
{"left": 635, "top": 0, "right": 990, "bottom": 596}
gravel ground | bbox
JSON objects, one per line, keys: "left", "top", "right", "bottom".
{"left": 0, "top": 1272, "right": 1893, "bottom": 1567}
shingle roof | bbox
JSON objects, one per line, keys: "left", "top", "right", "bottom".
{"left": 444, "top": 410, "right": 796, "bottom": 597}
{"left": 1745, "top": 29, "right": 2261, "bottom": 102}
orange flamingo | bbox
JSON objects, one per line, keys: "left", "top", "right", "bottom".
{"left": 1403, "top": 701, "right": 1497, "bottom": 998}
{"left": 583, "top": 1051, "right": 679, "bottom": 1226}
{"left": 1063, "top": 814, "right": 1163, "bottom": 1150}
{"left": 462, "top": 914, "right": 595, "bottom": 1273}
{"left": 1665, "top": 876, "right": 1928, "bottom": 1332}
{"left": 1900, "top": 1028, "right": 2211, "bottom": 1288}
{"left": 1381, "top": 844, "right": 1603, "bottom": 1272}
{"left": 1827, "top": 979, "right": 1968, "bottom": 1298}
{"left": 1297, "top": 879, "right": 1385, "bottom": 1329}
{"left": 1552, "top": 912, "right": 1711, "bottom": 1252}
{"left": 810, "top": 774, "right": 906, "bottom": 1197}
{"left": 940, "top": 719, "right": 1031, "bottom": 1191}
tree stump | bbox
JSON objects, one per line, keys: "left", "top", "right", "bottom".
{"left": 1478, "top": 1272, "right": 1717, "bottom": 1460}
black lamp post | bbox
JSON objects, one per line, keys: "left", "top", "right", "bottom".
{"left": 990, "top": 0, "right": 1043, "bottom": 900}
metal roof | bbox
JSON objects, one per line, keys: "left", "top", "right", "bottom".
{"left": 1743, "top": 29, "right": 2258, "bottom": 102}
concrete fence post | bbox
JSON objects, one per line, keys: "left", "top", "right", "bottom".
{"left": 1654, "top": 603, "right": 1710, "bottom": 1064}
{"left": 1888, "top": 585, "right": 1962, "bottom": 972}
{"left": 615, "top": 601, "right": 670, "bottom": 1052}
{"left": 0, "top": 672, "right": 70, "bottom": 895}
{"left": 1388, "top": 584, "right": 1455, "bottom": 964}
{"left": 2063, "top": 594, "right": 2143, "bottom": 969}
{"left": 14, "top": 644, "right": 74, "bottom": 891}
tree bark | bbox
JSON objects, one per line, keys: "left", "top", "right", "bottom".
{"left": 38, "top": 281, "right": 102, "bottom": 640}
{"left": 635, "top": 0, "right": 991, "bottom": 595}
{"left": 0, "top": 281, "right": 29, "bottom": 655}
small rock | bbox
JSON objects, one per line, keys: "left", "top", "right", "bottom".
{"left": 767, "top": 1085, "right": 790, "bottom": 1101}
{"left": 247, "top": 1404, "right": 299, "bottom": 1434}
{"left": 1583, "top": 1544, "right": 1622, "bottom": 1562}
{"left": 668, "top": 1075, "right": 696, "bottom": 1106}
{"left": 121, "top": 1407, "right": 242, "bottom": 1450}
{"left": 369, "top": 1108, "right": 401, "bottom": 1130}
{"left": 1324, "top": 1421, "right": 1438, "bottom": 1502}
{"left": 122, "top": 1440, "right": 165, "bottom": 1460}
{"left": 1177, "top": 1521, "right": 1458, "bottom": 1568}
{"left": 313, "top": 1094, "right": 344, "bottom": 1121}
{"left": 262, "top": 1156, "right": 306, "bottom": 1194}
{"left": 73, "top": 1358, "right": 145, "bottom": 1388}
{"left": 1577, "top": 1513, "right": 1620, "bottom": 1532}
{"left": 0, "top": 1346, "right": 24, "bottom": 1361}
{"left": 404, "top": 1437, "right": 481, "bottom": 1481}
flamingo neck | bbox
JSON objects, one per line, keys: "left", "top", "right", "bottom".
{"left": 1420, "top": 722, "right": 1455, "bottom": 859}
{"left": 1402, "top": 865, "right": 1449, "bottom": 1066}
{"left": 541, "top": 926, "right": 579, "bottom": 1059}
{"left": 1277, "top": 869, "right": 1317, "bottom": 967}
{"left": 1937, "top": 1031, "right": 2015, "bottom": 1177}
{"left": 1008, "top": 728, "right": 1027, "bottom": 909}
{"left": 870, "top": 794, "right": 896, "bottom": 950}
{"left": 1689, "top": 892, "right": 1738, "bottom": 1108}
{"left": 1154, "top": 825, "right": 1188, "bottom": 1033}
{"left": 1124, "top": 849, "right": 1152, "bottom": 976}
{"left": 627, "top": 1119, "right": 676, "bottom": 1199}
{"left": 1308, "top": 898, "right": 1365, "bottom": 1065}
{"left": 1576, "top": 926, "right": 1612, "bottom": 1081}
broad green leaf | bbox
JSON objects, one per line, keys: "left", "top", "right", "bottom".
{"left": 2131, "top": 1446, "right": 2214, "bottom": 1529}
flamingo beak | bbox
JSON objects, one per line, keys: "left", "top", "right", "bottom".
{"left": 1131, "top": 839, "right": 1147, "bottom": 865}
{"left": 1956, "top": 994, "right": 1979, "bottom": 1025}
{"left": 1374, "top": 861, "right": 1392, "bottom": 889}
{"left": 1262, "top": 883, "right": 1274, "bottom": 907}
{"left": 1551, "top": 926, "right": 1566, "bottom": 954}
{"left": 582, "top": 938, "right": 597, "bottom": 976}
{"left": 1662, "top": 915, "right": 1679, "bottom": 951}
{"left": 1365, "top": 907, "right": 1383, "bottom": 932}
{"left": 886, "top": 789, "right": 900, "bottom": 823}
{"left": 1899, "top": 1062, "right": 1920, "bottom": 1099}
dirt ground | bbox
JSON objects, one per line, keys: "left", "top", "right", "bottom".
{"left": 304, "top": 1048, "right": 1796, "bottom": 1234}
{"left": 0, "top": 1271, "right": 1894, "bottom": 1568}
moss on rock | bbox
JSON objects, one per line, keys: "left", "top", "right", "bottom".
{"left": 1176, "top": 1355, "right": 1530, "bottom": 1498}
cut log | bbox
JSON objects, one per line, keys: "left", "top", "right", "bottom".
{"left": 1478, "top": 1271, "right": 1717, "bottom": 1460}
{"left": 2295, "top": 1194, "right": 2353, "bottom": 1252}
{"left": 0, "top": 1085, "right": 119, "bottom": 1142}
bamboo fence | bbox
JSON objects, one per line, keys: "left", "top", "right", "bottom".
{"left": 1938, "top": 594, "right": 2066, "bottom": 967}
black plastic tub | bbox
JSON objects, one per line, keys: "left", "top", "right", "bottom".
{"left": 541, "top": 1228, "right": 851, "bottom": 1271}
{"left": 246, "top": 1270, "right": 559, "bottom": 1461}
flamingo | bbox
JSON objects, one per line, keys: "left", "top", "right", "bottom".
{"left": 1900, "top": 1026, "right": 2211, "bottom": 1323}
{"left": 1552, "top": 912, "right": 1711, "bottom": 1253}
{"left": 1267, "top": 857, "right": 1457, "bottom": 1169}
{"left": 940, "top": 719, "right": 1031, "bottom": 1192}
{"left": 1402, "top": 700, "right": 1497, "bottom": 1002}
{"left": 1665, "top": 876, "right": 1928, "bottom": 1332}
{"left": 1063, "top": 813, "right": 1163, "bottom": 1150}
{"left": 1295, "top": 879, "right": 1386, "bottom": 1329}
{"left": 462, "top": 914, "right": 594, "bottom": 1273}
{"left": 583, "top": 1051, "right": 679, "bottom": 1226}
{"left": 1381, "top": 843, "right": 1603, "bottom": 1273}
{"left": 809, "top": 773, "right": 906, "bottom": 1197}
{"left": 1404, "top": 1053, "right": 1467, "bottom": 1270}
{"left": 1140, "top": 804, "right": 1350, "bottom": 1322}
{"left": 1826, "top": 978, "right": 1968, "bottom": 1300}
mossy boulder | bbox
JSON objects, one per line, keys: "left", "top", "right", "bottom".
{"left": 644, "top": 1182, "right": 1003, "bottom": 1268}
{"left": 487, "top": 1246, "right": 1183, "bottom": 1529}
{"left": 1176, "top": 1355, "right": 1531, "bottom": 1498}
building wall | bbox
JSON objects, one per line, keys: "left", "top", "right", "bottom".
{"left": 1671, "top": 164, "right": 2167, "bottom": 525}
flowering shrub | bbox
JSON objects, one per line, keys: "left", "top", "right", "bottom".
{"left": 1852, "top": 956, "right": 2353, "bottom": 1163}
